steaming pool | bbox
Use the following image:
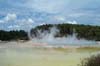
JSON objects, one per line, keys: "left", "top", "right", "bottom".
{"left": 0, "top": 42, "right": 100, "bottom": 66}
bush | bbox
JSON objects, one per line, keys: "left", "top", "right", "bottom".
{"left": 80, "top": 54, "right": 100, "bottom": 66}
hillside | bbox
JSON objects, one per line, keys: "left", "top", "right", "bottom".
{"left": 31, "top": 24, "right": 100, "bottom": 41}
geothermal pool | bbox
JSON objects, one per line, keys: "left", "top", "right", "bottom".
{"left": 0, "top": 42, "right": 100, "bottom": 66}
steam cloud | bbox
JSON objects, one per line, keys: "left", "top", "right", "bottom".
{"left": 30, "top": 26, "right": 96, "bottom": 46}
{"left": 0, "top": 26, "right": 96, "bottom": 49}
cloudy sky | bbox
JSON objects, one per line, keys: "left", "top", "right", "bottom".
{"left": 0, "top": 0, "right": 100, "bottom": 30}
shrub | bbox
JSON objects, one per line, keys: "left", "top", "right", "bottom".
{"left": 80, "top": 54, "right": 100, "bottom": 66}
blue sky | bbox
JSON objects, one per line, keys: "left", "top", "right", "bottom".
{"left": 0, "top": 0, "right": 100, "bottom": 31}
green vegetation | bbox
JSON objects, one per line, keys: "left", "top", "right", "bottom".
{"left": 77, "top": 47, "right": 100, "bottom": 52}
{"left": 0, "top": 30, "right": 29, "bottom": 41}
{"left": 80, "top": 54, "right": 100, "bottom": 66}
{"left": 1, "top": 23, "right": 100, "bottom": 41}
{"left": 31, "top": 24, "right": 100, "bottom": 41}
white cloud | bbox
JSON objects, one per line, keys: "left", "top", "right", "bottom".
{"left": 27, "top": 18, "right": 35, "bottom": 24}
{"left": 8, "top": 25, "right": 20, "bottom": 28}
{"left": 27, "top": 0, "right": 68, "bottom": 13}
{"left": 7, "top": 18, "right": 34, "bottom": 30}
{"left": 66, "top": 21, "right": 78, "bottom": 24}
{"left": 19, "top": 18, "right": 35, "bottom": 26}
{"left": 8, "top": 25, "right": 20, "bottom": 30}
{"left": 54, "top": 16, "right": 78, "bottom": 24}
{"left": 4, "top": 13, "right": 17, "bottom": 21}
{"left": 0, "top": 13, "right": 17, "bottom": 23}
{"left": 55, "top": 16, "right": 66, "bottom": 21}
{"left": 39, "top": 22, "right": 46, "bottom": 26}
{"left": 11, "top": 18, "right": 35, "bottom": 30}
{"left": 68, "top": 13, "right": 85, "bottom": 18}
{"left": 2, "top": 15, "right": 35, "bottom": 30}
{"left": 0, "top": 20, "right": 4, "bottom": 23}
{"left": 8, "top": 25, "right": 13, "bottom": 29}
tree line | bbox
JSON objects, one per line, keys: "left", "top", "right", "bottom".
{"left": 0, "top": 24, "right": 100, "bottom": 41}
{"left": 31, "top": 23, "right": 100, "bottom": 41}
{"left": 0, "top": 30, "right": 29, "bottom": 41}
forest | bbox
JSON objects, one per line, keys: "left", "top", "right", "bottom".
{"left": 31, "top": 24, "right": 100, "bottom": 41}
{"left": 0, "top": 23, "right": 100, "bottom": 41}
{"left": 0, "top": 30, "right": 29, "bottom": 41}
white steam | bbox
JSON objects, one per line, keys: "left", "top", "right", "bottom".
{"left": 31, "top": 26, "right": 96, "bottom": 46}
